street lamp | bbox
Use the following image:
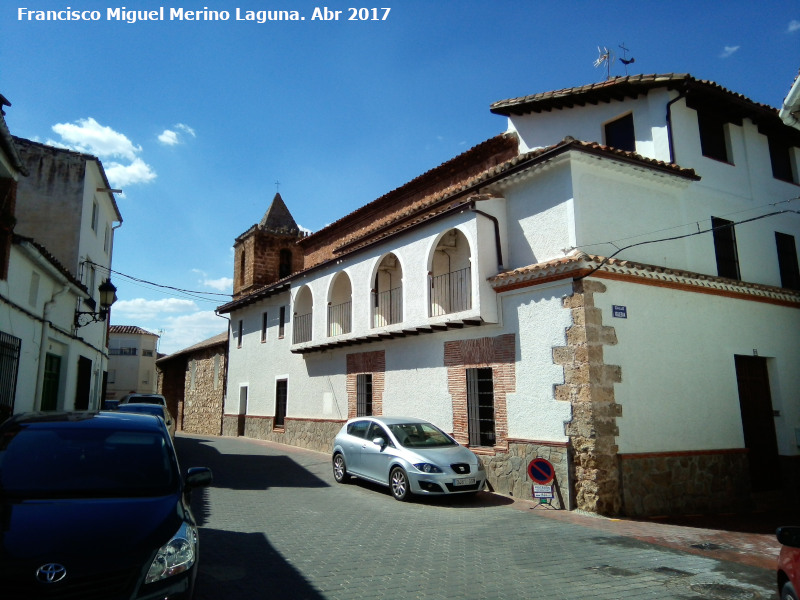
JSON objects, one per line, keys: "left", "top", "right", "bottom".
{"left": 75, "top": 279, "right": 117, "bottom": 328}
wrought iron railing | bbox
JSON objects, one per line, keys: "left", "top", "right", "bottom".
{"left": 430, "top": 267, "right": 471, "bottom": 316}
{"left": 293, "top": 312, "right": 312, "bottom": 344}
{"left": 327, "top": 301, "right": 352, "bottom": 336}
{"left": 372, "top": 287, "right": 402, "bottom": 327}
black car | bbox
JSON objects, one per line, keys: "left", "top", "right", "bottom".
{"left": 0, "top": 411, "right": 212, "bottom": 599}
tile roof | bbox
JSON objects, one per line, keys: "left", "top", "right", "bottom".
{"left": 13, "top": 234, "right": 87, "bottom": 292}
{"left": 490, "top": 73, "right": 778, "bottom": 116}
{"left": 109, "top": 325, "right": 159, "bottom": 336}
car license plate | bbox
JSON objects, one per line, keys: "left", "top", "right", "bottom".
{"left": 453, "top": 477, "right": 476, "bottom": 486}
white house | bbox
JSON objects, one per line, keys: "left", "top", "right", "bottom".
{"left": 106, "top": 325, "right": 160, "bottom": 402}
{"left": 0, "top": 127, "right": 122, "bottom": 415}
{"left": 218, "top": 74, "right": 800, "bottom": 516}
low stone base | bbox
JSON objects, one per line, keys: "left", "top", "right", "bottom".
{"left": 619, "top": 449, "right": 750, "bottom": 517}
{"left": 222, "top": 414, "right": 343, "bottom": 454}
{"left": 482, "top": 440, "right": 572, "bottom": 509}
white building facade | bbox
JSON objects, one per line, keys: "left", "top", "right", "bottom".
{"left": 1, "top": 134, "right": 122, "bottom": 415}
{"left": 219, "top": 74, "right": 800, "bottom": 516}
{"left": 106, "top": 325, "right": 160, "bottom": 402}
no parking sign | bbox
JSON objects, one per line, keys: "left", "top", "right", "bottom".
{"left": 528, "top": 458, "right": 555, "bottom": 503}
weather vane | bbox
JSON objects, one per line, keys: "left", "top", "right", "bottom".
{"left": 275, "top": 180, "right": 280, "bottom": 193}
{"left": 619, "top": 43, "right": 635, "bottom": 75}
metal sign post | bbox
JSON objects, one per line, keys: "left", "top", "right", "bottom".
{"left": 528, "top": 457, "right": 558, "bottom": 509}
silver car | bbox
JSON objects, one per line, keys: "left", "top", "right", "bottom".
{"left": 332, "top": 416, "right": 486, "bottom": 501}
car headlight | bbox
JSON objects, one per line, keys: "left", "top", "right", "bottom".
{"left": 145, "top": 522, "right": 198, "bottom": 584}
{"left": 414, "top": 463, "right": 443, "bottom": 473}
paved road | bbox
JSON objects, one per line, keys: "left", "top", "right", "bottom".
{"left": 174, "top": 433, "right": 777, "bottom": 600}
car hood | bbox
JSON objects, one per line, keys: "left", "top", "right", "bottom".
{"left": 405, "top": 444, "right": 479, "bottom": 467}
{"left": 0, "top": 494, "right": 184, "bottom": 568}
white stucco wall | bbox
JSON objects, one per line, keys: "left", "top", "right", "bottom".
{"left": 594, "top": 278, "right": 800, "bottom": 456}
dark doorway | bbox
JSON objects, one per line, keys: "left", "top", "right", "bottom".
{"left": 41, "top": 353, "right": 61, "bottom": 411}
{"left": 74, "top": 356, "right": 92, "bottom": 410}
{"left": 734, "top": 355, "right": 780, "bottom": 490}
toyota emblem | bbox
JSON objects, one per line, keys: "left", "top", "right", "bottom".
{"left": 36, "top": 563, "right": 67, "bottom": 584}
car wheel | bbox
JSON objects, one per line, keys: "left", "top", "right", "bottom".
{"left": 390, "top": 467, "right": 411, "bottom": 501}
{"left": 332, "top": 453, "right": 350, "bottom": 483}
{"left": 782, "top": 581, "right": 799, "bottom": 600}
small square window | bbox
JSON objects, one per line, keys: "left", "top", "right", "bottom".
{"left": 604, "top": 113, "right": 635, "bottom": 152}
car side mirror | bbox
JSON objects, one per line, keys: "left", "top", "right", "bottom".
{"left": 777, "top": 526, "right": 800, "bottom": 548}
{"left": 185, "top": 467, "right": 213, "bottom": 492}
{"left": 372, "top": 437, "right": 386, "bottom": 448}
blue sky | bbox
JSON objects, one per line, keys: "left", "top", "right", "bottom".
{"left": 2, "top": 1, "right": 798, "bottom": 354}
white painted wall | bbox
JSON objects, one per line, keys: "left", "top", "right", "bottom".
{"left": 595, "top": 278, "right": 800, "bottom": 455}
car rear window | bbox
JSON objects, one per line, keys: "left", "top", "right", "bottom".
{"left": 0, "top": 426, "right": 178, "bottom": 498}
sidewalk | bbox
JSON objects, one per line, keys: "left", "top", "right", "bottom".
{"left": 512, "top": 492, "right": 799, "bottom": 571}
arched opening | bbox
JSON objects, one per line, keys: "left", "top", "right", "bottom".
{"left": 328, "top": 273, "right": 352, "bottom": 336}
{"left": 429, "top": 229, "right": 472, "bottom": 316}
{"left": 293, "top": 286, "right": 313, "bottom": 343}
{"left": 372, "top": 253, "right": 403, "bottom": 327}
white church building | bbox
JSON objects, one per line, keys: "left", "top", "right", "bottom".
{"left": 218, "top": 74, "right": 800, "bottom": 516}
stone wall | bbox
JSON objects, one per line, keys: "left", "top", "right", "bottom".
{"left": 555, "top": 279, "right": 623, "bottom": 516}
{"left": 223, "top": 415, "right": 344, "bottom": 454}
{"left": 182, "top": 347, "right": 225, "bottom": 436}
{"left": 619, "top": 450, "right": 750, "bottom": 516}
{"left": 483, "top": 440, "right": 572, "bottom": 509}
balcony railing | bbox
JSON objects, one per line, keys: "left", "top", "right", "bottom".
{"left": 293, "top": 312, "right": 312, "bottom": 344}
{"left": 430, "top": 267, "right": 471, "bottom": 316}
{"left": 372, "top": 287, "right": 402, "bottom": 327}
{"left": 328, "top": 300, "right": 352, "bottom": 337}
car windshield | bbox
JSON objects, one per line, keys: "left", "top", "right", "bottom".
{"left": 388, "top": 423, "right": 457, "bottom": 448}
{"left": 0, "top": 426, "right": 177, "bottom": 499}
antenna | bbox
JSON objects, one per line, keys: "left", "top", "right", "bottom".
{"left": 593, "top": 46, "right": 613, "bottom": 80}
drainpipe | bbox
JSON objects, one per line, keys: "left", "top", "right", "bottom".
{"left": 665, "top": 86, "right": 688, "bottom": 164}
{"left": 34, "top": 283, "right": 70, "bottom": 409}
{"left": 469, "top": 203, "right": 504, "bottom": 271}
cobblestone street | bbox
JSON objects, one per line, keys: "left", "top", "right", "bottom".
{"left": 175, "top": 433, "right": 784, "bottom": 600}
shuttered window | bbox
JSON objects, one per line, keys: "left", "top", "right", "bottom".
{"left": 356, "top": 374, "right": 373, "bottom": 416}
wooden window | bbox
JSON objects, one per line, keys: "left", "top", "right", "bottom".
{"left": 698, "top": 111, "right": 730, "bottom": 163}
{"left": 711, "top": 216, "right": 740, "bottom": 280}
{"left": 278, "top": 306, "right": 286, "bottom": 339}
{"left": 261, "top": 312, "right": 268, "bottom": 343}
{"left": 237, "top": 320, "right": 243, "bottom": 348}
{"left": 776, "top": 232, "right": 800, "bottom": 290}
{"left": 274, "top": 379, "right": 287, "bottom": 428}
{"left": 356, "top": 373, "right": 372, "bottom": 416}
{"left": 604, "top": 113, "right": 635, "bottom": 152}
{"left": 466, "top": 367, "right": 496, "bottom": 447}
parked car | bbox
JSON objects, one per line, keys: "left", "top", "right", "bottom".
{"left": 332, "top": 416, "right": 486, "bottom": 501}
{"left": 117, "top": 403, "right": 176, "bottom": 437}
{"left": 0, "top": 411, "right": 212, "bottom": 599}
{"left": 778, "top": 526, "right": 800, "bottom": 600}
{"left": 119, "top": 393, "right": 168, "bottom": 407}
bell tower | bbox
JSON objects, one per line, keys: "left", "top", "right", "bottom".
{"left": 232, "top": 193, "right": 305, "bottom": 299}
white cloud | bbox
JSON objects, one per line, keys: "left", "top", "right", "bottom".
{"left": 203, "top": 277, "right": 233, "bottom": 292}
{"left": 158, "top": 123, "right": 196, "bottom": 146}
{"left": 51, "top": 117, "right": 141, "bottom": 160}
{"left": 789, "top": 20, "right": 800, "bottom": 33}
{"left": 104, "top": 157, "right": 157, "bottom": 187}
{"left": 156, "top": 311, "right": 229, "bottom": 355}
{"left": 113, "top": 298, "right": 198, "bottom": 320}
{"left": 158, "top": 130, "right": 179, "bottom": 145}
{"left": 720, "top": 45, "right": 740, "bottom": 58}
{"left": 49, "top": 117, "right": 156, "bottom": 188}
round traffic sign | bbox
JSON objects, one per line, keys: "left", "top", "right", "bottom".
{"left": 527, "top": 457, "right": 554, "bottom": 485}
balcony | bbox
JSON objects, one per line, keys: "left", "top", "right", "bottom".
{"left": 430, "top": 266, "right": 471, "bottom": 316}
{"left": 293, "top": 312, "right": 312, "bottom": 344}
{"left": 373, "top": 287, "right": 402, "bottom": 327}
{"left": 328, "top": 301, "right": 352, "bottom": 336}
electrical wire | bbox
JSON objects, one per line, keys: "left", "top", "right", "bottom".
{"left": 84, "top": 260, "right": 232, "bottom": 303}
{"left": 575, "top": 206, "right": 800, "bottom": 280}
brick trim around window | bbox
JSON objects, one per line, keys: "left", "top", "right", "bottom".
{"left": 445, "top": 334, "right": 515, "bottom": 451}
{"left": 346, "top": 350, "right": 385, "bottom": 418}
